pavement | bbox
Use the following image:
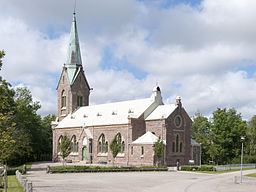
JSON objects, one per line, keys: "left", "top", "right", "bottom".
{"left": 26, "top": 162, "right": 256, "bottom": 192}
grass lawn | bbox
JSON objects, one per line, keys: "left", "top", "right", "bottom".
{"left": 245, "top": 173, "right": 256, "bottom": 177}
{"left": 12, "top": 162, "right": 32, "bottom": 171}
{"left": 193, "top": 168, "right": 256, "bottom": 174}
{"left": 7, "top": 175, "right": 24, "bottom": 192}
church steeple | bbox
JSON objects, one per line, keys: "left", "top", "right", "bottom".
{"left": 65, "top": 12, "right": 82, "bottom": 66}
{"left": 64, "top": 12, "right": 84, "bottom": 85}
{"left": 56, "top": 11, "right": 90, "bottom": 121}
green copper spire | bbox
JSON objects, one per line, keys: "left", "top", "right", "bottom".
{"left": 65, "top": 12, "right": 82, "bottom": 66}
{"left": 65, "top": 12, "right": 83, "bottom": 84}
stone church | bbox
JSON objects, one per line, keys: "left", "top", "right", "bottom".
{"left": 52, "top": 12, "right": 200, "bottom": 166}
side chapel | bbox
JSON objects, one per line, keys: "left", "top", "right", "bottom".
{"left": 52, "top": 12, "right": 200, "bottom": 166}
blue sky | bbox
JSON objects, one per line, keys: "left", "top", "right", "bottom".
{"left": 1, "top": 0, "right": 256, "bottom": 120}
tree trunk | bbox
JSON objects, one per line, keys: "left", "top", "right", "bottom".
{"left": 4, "top": 165, "right": 7, "bottom": 192}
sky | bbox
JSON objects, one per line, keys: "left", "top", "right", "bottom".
{"left": 0, "top": 0, "right": 256, "bottom": 120}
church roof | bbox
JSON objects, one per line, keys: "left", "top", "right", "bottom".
{"left": 145, "top": 104, "right": 177, "bottom": 120}
{"left": 56, "top": 97, "right": 157, "bottom": 128}
{"left": 132, "top": 131, "right": 166, "bottom": 145}
{"left": 191, "top": 139, "right": 201, "bottom": 146}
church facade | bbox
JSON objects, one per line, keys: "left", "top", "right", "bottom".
{"left": 52, "top": 13, "right": 200, "bottom": 166}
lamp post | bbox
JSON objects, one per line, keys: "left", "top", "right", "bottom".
{"left": 200, "top": 143, "right": 202, "bottom": 168}
{"left": 240, "top": 136, "right": 245, "bottom": 183}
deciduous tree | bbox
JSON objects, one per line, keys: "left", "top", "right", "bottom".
{"left": 110, "top": 135, "right": 121, "bottom": 165}
{"left": 59, "top": 134, "right": 71, "bottom": 166}
{"left": 247, "top": 115, "right": 256, "bottom": 156}
{"left": 192, "top": 112, "right": 211, "bottom": 164}
{"left": 211, "top": 108, "right": 247, "bottom": 164}
{"left": 154, "top": 137, "right": 164, "bottom": 166}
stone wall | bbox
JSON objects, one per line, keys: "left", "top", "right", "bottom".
{"left": 57, "top": 69, "right": 90, "bottom": 121}
{"left": 128, "top": 144, "right": 155, "bottom": 166}
{"left": 164, "top": 106, "right": 192, "bottom": 166}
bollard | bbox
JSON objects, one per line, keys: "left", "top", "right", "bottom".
{"left": 23, "top": 164, "right": 26, "bottom": 175}
{"left": 46, "top": 165, "right": 50, "bottom": 173}
{"left": 27, "top": 181, "right": 33, "bottom": 192}
{"left": 234, "top": 176, "right": 238, "bottom": 184}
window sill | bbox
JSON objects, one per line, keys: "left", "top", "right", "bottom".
{"left": 140, "top": 155, "right": 144, "bottom": 158}
{"left": 70, "top": 152, "right": 79, "bottom": 156}
{"left": 61, "top": 107, "right": 66, "bottom": 110}
{"left": 116, "top": 153, "right": 125, "bottom": 158}
{"left": 97, "top": 153, "right": 108, "bottom": 157}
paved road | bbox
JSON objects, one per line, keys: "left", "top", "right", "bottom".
{"left": 26, "top": 162, "right": 256, "bottom": 192}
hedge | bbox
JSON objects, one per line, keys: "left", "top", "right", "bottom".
{"left": 181, "top": 165, "right": 216, "bottom": 172}
{"left": 49, "top": 166, "right": 168, "bottom": 173}
{"left": 7, "top": 168, "right": 23, "bottom": 175}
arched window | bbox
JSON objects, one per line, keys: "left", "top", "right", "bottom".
{"left": 105, "top": 142, "right": 108, "bottom": 153}
{"left": 58, "top": 135, "right": 63, "bottom": 152}
{"left": 116, "top": 133, "right": 121, "bottom": 143}
{"left": 180, "top": 143, "right": 183, "bottom": 152}
{"left": 98, "top": 134, "right": 108, "bottom": 153}
{"left": 71, "top": 135, "right": 77, "bottom": 153}
{"left": 176, "top": 135, "right": 179, "bottom": 152}
{"left": 121, "top": 141, "right": 125, "bottom": 153}
{"left": 141, "top": 146, "right": 144, "bottom": 155}
{"left": 131, "top": 146, "right": 133, "bottom": 155}
{"left": 61, "top": 90, "right": 66, "bottom": 107}
{"left": 172, "top": 142, "right": 175, "bottom": 153}
{"left": 98, "top": 141, "right": 102, "bottom": 152}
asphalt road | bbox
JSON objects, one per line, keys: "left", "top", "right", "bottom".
{"left": 26, "top": 162, "right": 256, "bottom": 192}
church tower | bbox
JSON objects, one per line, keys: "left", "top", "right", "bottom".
{"left": 56, "top": 12, "right": 90, "bottom": 121}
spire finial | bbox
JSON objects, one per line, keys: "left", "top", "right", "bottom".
{"left": 73, "top": 0, "right": 77, "bottom": 15}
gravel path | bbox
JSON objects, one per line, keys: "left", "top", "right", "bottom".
{"left": 26, "top": 162, "right": 256, "bottom": 192}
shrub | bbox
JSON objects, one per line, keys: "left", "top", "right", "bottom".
{"left": 200, "top": 166, "right": 216, "bottom": 171}
{"left": 49, "top": 165, "right": 168, "bottom": 173}
{"left": 7, "top": 168, "right": 23, "bottom": 175}
{"left": 181, "top": 166, "right": 216, "bottom": 172}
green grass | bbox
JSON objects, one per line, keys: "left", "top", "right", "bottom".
{"left": 11, "top": 162, "right": 32, "bottom": 171}
{"left": 194, "top": 168, "right": 256, "bottom": 174}
{"left": 245, "top": 173, "right": 256, "bottom": 177}
{"left": 7, "top": 162, "right": 33, "bottom": 175}
{"left": 7, "top": 175, "right": 24, "bottom": 192}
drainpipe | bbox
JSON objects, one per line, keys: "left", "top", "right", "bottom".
{"left": 127, "top": 116, "right": 131, "bottom": 166}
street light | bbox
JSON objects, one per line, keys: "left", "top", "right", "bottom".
{"left": 240, "top": 136, "right": 245, "bottom": 184}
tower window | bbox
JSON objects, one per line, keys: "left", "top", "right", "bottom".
{"left": 77, "top": 96, "right": 83, "bottom": 107}
{"left": 61, "top": 90, "right": 66, "bottom": 107}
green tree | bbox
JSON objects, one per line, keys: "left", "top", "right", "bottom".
{"left": 40, "top": 114, "right": 56, "bottom": 156}
{"left": 192, "top": 112, "right": 211, "bottom": 164}
{"left": 0, "top": 50, "right": 17, "bottom": 164}
{"left": 154, "top": 137, "right": 164, "bottom": 166}
{"left": 14, "top": 87, "right": 41, "bottom": 163}
{"left": 110, "top": 134, "right": 121, "bottom": 165}
{"left": 0, "top": 50, "right": 4, "bottom": 70}
{"left": 59, "top": 134, "right": 71, "bottom": 166}
{"left": 211, "top": 108, "right": 247, "bottom": 165}
{"left": 247, "top": 115, "right": 256, "bottom": 156}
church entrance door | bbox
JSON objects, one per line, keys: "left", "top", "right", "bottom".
{"left": 82, "top": 147, "right": 87, "bottom": 161}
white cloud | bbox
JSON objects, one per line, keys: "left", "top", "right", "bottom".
{"left": 1, "top": 0, "right": 256, "bottom": 120}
